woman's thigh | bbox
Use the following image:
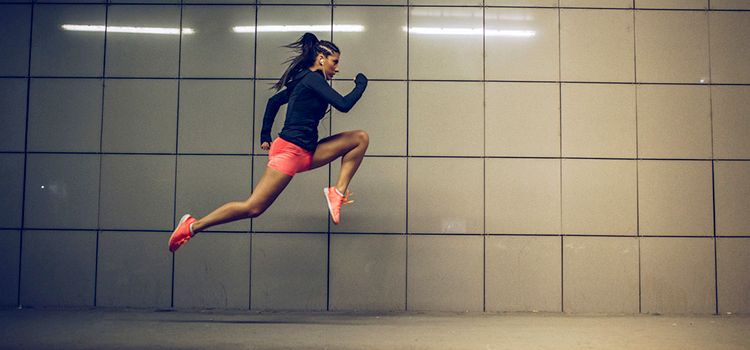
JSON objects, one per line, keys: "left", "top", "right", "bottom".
{"left": 244, "top": 166, "right": 293, "bottom": 213}
{"left": 309, "top": 131, "right": 362, "bottom": 170}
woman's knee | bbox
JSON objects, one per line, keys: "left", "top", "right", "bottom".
{"left": 244, "top": 203, "right": 266, "bottom": 218}
{"left": 353, "top": 129, "right": 369, "bottom": 147}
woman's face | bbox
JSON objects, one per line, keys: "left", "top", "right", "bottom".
{"left": 320, "top": 52, "right": 340, "bottom": 80}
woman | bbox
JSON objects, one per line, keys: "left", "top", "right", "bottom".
{"left": 169, "top": 32, "right": 369, "bottom": 252}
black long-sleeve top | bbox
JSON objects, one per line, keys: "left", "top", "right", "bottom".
{"left": 260, "top": 69, "right": 367, "bottom": 152}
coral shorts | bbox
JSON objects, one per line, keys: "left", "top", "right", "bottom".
{"left": 267, "top": 137, "right": 314, "bottom": 176}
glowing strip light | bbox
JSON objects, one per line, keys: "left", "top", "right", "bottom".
{"left": 62, "top": 24, "right": 194, "bottom": 35}
{"left": 404, "top": 26, "right": 535, "bottom": 37}
{"left": 233, "top": 25, "right": 365, "bottom": 33}
{"left": 487, "top": 29, "right": 536, "bottom": 37}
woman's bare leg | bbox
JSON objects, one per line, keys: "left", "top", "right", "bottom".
{"left": 190, "top": 167, "right": 293, "bottom": 234}
{"left": 310, "top": 129, "right": 369, "bottom": 193}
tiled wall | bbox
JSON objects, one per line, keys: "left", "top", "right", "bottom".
{"left": 1, "top": 0, "right": 749, "bottom": 314}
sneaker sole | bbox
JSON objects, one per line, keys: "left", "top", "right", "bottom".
{"left": 323, "top": 188, "right": 338, "bottom": 225}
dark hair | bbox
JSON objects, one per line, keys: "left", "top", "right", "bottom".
{"left": 272, "top": 32, "right": 340, "bottom": 91}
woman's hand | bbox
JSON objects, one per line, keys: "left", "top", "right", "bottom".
{"left": 260, "top": 142, "right": 271, "bottom": 150}
{"left": 355, "top": 73, "right": 368, "bottom": 86}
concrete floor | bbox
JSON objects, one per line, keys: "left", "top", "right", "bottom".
{"left": 1, "top": 308, "right": 748, "bottom": 350}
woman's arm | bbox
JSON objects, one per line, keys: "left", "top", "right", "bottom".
{"left": 260, "top": 89, "right": 290, "bottom": 144}
{"left": 306, "top": 73, "right": 368, "bottom": 113}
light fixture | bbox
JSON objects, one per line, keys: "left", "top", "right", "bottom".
{"left": 404, "top": 26, "right": 535, "bottom": 37}
{"left": 233, "top": 24, "right": 364, "bottom": 33}
{"left": 62, "top": 24, "right": 194, "bottom": 35}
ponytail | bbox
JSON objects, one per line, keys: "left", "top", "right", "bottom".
{"left": 272, "top": 32, "right": 340, "bottom": 91}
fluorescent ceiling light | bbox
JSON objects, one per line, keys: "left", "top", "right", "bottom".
{"left": 486, "top": 29, "right": 535, "bottom": 37}
{"left": 404, "top": 26, "right": 535, "bottom": 37}
{"left": 233, "top": 24, "right": 364, "bottom": 33}
{"left": 62, "top": 24, "right": 194, "bottom": 35}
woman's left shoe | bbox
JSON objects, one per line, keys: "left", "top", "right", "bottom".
{"left": 168, "top": 214, "right": 196, "bottom": 252}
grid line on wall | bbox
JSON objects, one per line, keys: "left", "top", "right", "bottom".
{"left": 557, "top": 0, "right": 564, "bottom": 314}
{"left": 12, "top": 73, "right": 750, "bottom": 89}
{"left": 327, "top": 2, "right": 333, "bottom": 312}
{"left": 93, "top": 0, "right": 110, "bottom": 308}
{"left": 712, "top": 161, "right": 719, "bottom": 313}
{"left": 632, "top": 0, "right": 643, "bottom": 315}
{"left": 707, "top": 9, "right": 716, "bottom": 162}
{"left": 706, "top": 7, "right": 719, "bottom": 315}
{"left": 9, "top": 75, "right": 750, "bottom": 86}
{"left": 169, "top": 0, "right": 186, "bottom": 309}
{"left": 405, "top": 1, "right": 411, "bottom": 310}
{"left": 9, "top": 227, "right": 750, "bottom": 239}
{"left": 249, "top": 0, "right": 259, "bottom": 312}
{"left": 5, "top": 151, "right": 750, "bottom": 162}
{"left": 481, "top": 0, "right": 487, "bottom": 313}
{"left": 16, "top": 2, "right": 35, "bottom": 308}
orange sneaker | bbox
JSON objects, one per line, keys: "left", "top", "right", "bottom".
{"left": 168, "top": 214, "right": 197, "bottom": 253}
{"left": 323, "top": 187, "right": 353, "bottom": 225}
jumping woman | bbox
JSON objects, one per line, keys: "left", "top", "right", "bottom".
{"left": 169, "top": 32, "right": 369, "bottom": 252}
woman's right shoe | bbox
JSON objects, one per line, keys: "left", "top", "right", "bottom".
{"left": 323, "top": 187, "right": 353, "bottom": 225}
